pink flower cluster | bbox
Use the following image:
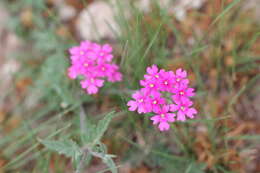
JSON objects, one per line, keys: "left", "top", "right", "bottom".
{"left": 127, "top": 65, "right": 197, "bottom": 131}
{"left": 68, "top": 41, "right": 122, "bottom": 94}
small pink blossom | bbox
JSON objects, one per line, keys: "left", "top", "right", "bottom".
{"left": 140, "top": 78, "right": 158, "bottom": 92}
{"left": 173, "top": 68, "right": 189, "bottom": 87}
{"left": 171, "top": 85, "right": 195, "bottom": 102}
{"left": 80, "top": 77, "right": 104, "bottom": 94}
{"left": 147, "top": 91, "right": 166, "bottom": 112}
{"left": 170, "top": 98, "right": 197, "bottom": 121}
{"left": 127, "top": 89, "right": 150, "bottom": 114}
{"left": 150, "top": 105, "right": 175, "bottom": 131}
{"left": 67, "top": 41, "right": 122, "bottom": 95}
{"left": 158, "top": 70, "right": 175, "bottom": 92}
{"left": 144, "top": 64, "right": 161, "bottom": 80}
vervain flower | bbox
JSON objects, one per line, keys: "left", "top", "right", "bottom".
{"left": 68, "top": 41, "right": 122, "bottom": 94}
{"left": 170, "top": 98, "right": 197, "bottom": 122}
{"left": 127, "top": 64, "right": 197, "bottom": 131}
{"left": 150, "top": 105, "right": 175, "bottom": 131}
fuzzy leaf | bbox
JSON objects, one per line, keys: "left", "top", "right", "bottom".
{"left": 102, "top": 155, "right": 118, "bottom": 173}
{"left": 39, "top": 139, "right": 82, "bottom": 159}
{"left": 93, "top": 111, "right": 116, "bottom": 145}
{"left": 82, "top": 111, "right": 116, "bottom": 146}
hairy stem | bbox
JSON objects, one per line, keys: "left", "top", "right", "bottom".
{"left": 75, "top": 152, "right": 88, "bottom": 173}
{"left": 79, "top": 106, "right": 86, "bottom": 133}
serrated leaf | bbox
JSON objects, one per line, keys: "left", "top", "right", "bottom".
{"left": 38, "top": 139, "right": 82, "bottom": 159}
{"left": 93, "top": 111, "right": 116, "bottom": 145}
{"left": 82, "top": 111, "right": 116, "bottom": 146}
{"left": 81, "top": 122, "right": 97, "bottom": 144}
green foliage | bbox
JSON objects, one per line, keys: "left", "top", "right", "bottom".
{"left": 38, "top": 139, "right": 82, "bottom": 159}
{"left": 93, "top": 111, "right": 117, "bottom": 145}
{"left": 82, "top": 111, "right": 116, "bottom": 145}
{"left": 39, "top": 111, "right": 118, "bottom": 173}
{"left": 101, "top": 155, "right": 118, "bottom": 173}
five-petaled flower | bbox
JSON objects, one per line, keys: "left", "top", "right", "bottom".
{"left": 150, "top": 105, "right": 175, "bottom": 131}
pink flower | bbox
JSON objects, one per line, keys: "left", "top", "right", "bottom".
{"left": 69, "top": 46, "right": 87, "bottom": 59}
{"left": 106, "top": 64, "right": 122, "bottom": 82}
{"left": 147, "top": 91, "right": 166, "bottom": 112}
{"left": 170, "top": 98, "right": 197, "bottom": 121}
{"left": 158, "top": 70, "right": 175, "bottom": 92}
{"left": 173, "top": 68, "right": 189, "bottom": 87}
{"left": 108, "top": 71, "right": 122, "bottom": 82}
{"left": 150, "top": 105, "right": 175, "bottom": 131}
{"left": 140, "top": 78, "right": 158, "bottom": 92}
{"left": 144, "top": 64, "right": 161, "bottom": 80}
{"left": 127, "top": 64, "right": 198, "bottom": 131}
{"left": 80, "top": 77, "right": 104, "bottom": 94}
{"left": 127, "top": 89, "right": 150, "bottom": 114}
{"left": 171, "top": 84, "right": 195, "bottom": 101}
{"left": 69, "top": 58, "right": 94, "bottom": 77}
{"left": 67, "top": 41, "right": 122, "bottom": 95}
{"left": 92, "top": 43, "right": 114, "bottom": 63}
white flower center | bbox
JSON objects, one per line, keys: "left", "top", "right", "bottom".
{"left": 84, "top": 63, "right": 88, "bottom": 67}
{"left": 155, "top": 74, "right": 159, "bottom": 78}
{"left": 139, "top": 99, "right": 143, "bottom": 103}
{"left": 181, "top": 106, "right": 185, "bottom": 110}
{"left": 161, "top": 114, "right": 165, "bottom": 118}
{"left": 101, "top": 67, "right": 106, "bottom": 71}
{"left": 149, "top": 84, "right": 154, "bottom": 88}
{"left": 153, "top": 100, "right": 157, "bottom": 104}
{"left": 164, "top": 81, "right": 168, "bottom": 85}
{"left": 176, "top": 78, "right": 180, "bottom": 82}
{"left": 180, "top": 91, "right": 184, "bottom": 95}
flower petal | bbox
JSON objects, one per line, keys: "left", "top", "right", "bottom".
{"left": 159, "top": 122, "right": 170, "bottom": 131}
{"left": 150, "top": 115, "right": 160, "bottom": 125}
{"left": 187, "top": 108, "right": 197, "bottom": 118}
{"left": 167, "top": 113, "right": 175, "bottom": 122}
{"left": 87, "top": 85, "right": 98, "bottom": 94}
{"left": 177, "top": 111, "right": 186, "bottom": 121}
{"left": 127, "top": 100, "right": 138, "bottom": 111}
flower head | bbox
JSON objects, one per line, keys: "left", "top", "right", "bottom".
{"left": 67, "top": 41, "right": 122, "bottom": 95}
{"left": 127, "top": 65, "right": 197, "bottom": 131}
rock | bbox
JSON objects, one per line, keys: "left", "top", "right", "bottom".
{"left": 243, "top": 0, "right": 260, "bottom": 23}
{"left": 136, "top": 0, "right": 206, "bottom": 21}
{"left": 76, "top": 1, "right": 120, "bottom": 40}
{"left": 170, "top": 0, "right": 206, "bottom": 21}
{"left": 58, "top": 2, "right": 76, "bottom": 21}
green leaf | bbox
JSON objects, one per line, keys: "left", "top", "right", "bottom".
{"left": 81, "top": 122, "right": 97, "bottom": 145}
{"left": 102, "top": 155, "right": 118, "bottom": 173}
{"left": 82, "top": 111, "right": 116, "bottom": 146}
{"left": 38, "top": 139, "right": 82, "bottom": 159}
{"left": 93, "top": 111, "right": 116, "bottom": 145}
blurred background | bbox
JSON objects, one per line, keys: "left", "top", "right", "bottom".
{"left": 0, "top": 0, "right": 259, "bottom": 172}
